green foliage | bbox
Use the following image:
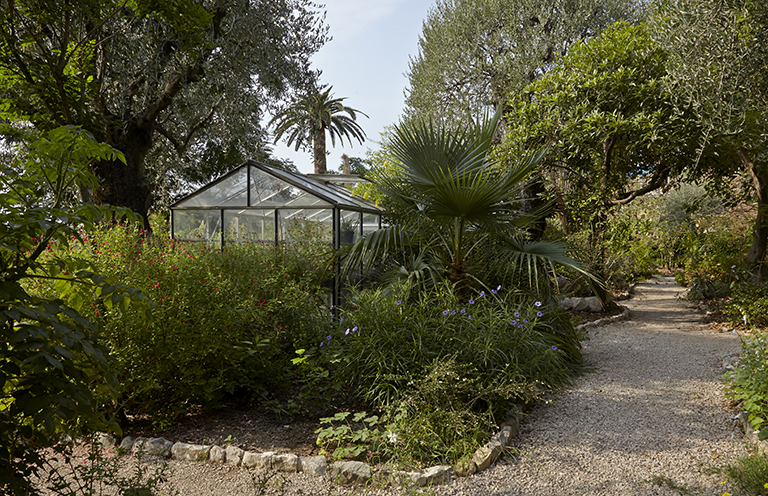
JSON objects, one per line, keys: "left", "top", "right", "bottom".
{"left": 315, "top": 411, "right": 390, "bottom": 461}
{"left": 344, "top": 110, "right": 590, "bottom": 295}
{"left": 270, "top": 85, "right": 367, "bottom": 174}
{"left": 404, "top": 0, "right": 645, "bottom": 125}
{"left": 712, "top": 452, "right": 768, "bottom": 496}
{"left": 322, "top": 284, "right": 581, "bottom": 410}
{"left": 1, "top": 126, "right": 143, "bottom": 495}
{"left": 725, "top": 284, "right": 768, "bottom": 328}
{"left": 28, "top": 223, "right": 335, "bottom": 422}
{"left": 725, "top": 332, "right": 768, "bottom": 440}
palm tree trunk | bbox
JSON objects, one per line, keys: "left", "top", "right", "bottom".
{"left": 313, "top": 127, "right": 327, "bottom": 174}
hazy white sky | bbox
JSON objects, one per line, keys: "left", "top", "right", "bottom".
{"left": 271, "top": 0, "right": 435, "bottom": 174}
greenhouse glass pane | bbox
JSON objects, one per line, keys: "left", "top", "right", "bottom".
{"left": 249, "top": 166, "right": 333, "bottom": 208}
{"left": 177, "top": 167, "right": 247, "bottom": 207}
{"left": 362, "top": 213, "right": 379, "bottom": 236}
{"left": 224, "top": 210, "right": 275, "bottom": 243}
{"left": 340, "top": 210, "right": 361, "bottom": 246}
{"left": 278, "top": 209, "right": 333, "bottom": 244}
{"left": 173, "top": 210, "right": 222, "bottom": 244}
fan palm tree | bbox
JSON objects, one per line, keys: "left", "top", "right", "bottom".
{"left": 270, "top": 85, "right": 368, "bottom": 174}
{"left": 343, "top": 110, "right": 593, "bottom": 295}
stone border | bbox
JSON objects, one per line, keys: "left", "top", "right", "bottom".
{"left": 575, "top": 304, "right": 631, "bottom": 332}
{"left": 93, "top": 417, "right": 522, "bottom": 489}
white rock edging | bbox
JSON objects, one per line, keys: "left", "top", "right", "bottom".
{"left": 575, "top": 304, "right": 630, "bottom": 332}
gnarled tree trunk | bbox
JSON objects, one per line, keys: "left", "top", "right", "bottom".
{"left": 741, "top": 149, "right": 768, "bottom": 282}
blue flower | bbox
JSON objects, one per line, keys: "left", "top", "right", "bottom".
{"left": 535, "top": 301, "right": 542, "bottom": 307}
{"left": 537, "top": 311, "right": 543, "bottom": 317}
{"left": 443, "top": 310, "right": 449, "bottom": 316}
{"left": 552, "top": 345, "right": 558, "bottom": 351}
{"left": 469, "top": 299, "right": 475, "bottom": 305}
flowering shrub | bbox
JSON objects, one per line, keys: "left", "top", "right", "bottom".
{"left": 308, "top": 284, "right": 581, "bottom": 412}
{"left": 28, "top": 222, "right": 334, "bottom": 421}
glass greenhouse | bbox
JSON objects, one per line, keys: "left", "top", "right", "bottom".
{"left": 170, "top": 161, "right": 383, "bottom": 305}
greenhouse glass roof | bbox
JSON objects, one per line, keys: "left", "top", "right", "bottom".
{"left": 171, "top": 161, "right": 380, "bottom": 213}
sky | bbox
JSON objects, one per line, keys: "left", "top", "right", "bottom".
{"left": 270, "top": 0, "right": 435, "bottom": 175}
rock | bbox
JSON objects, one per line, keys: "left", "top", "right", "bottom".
{"left": 472, "top": 440, "right": 503, "bottom": 472}
{"left": 491, "top": 424, "right": 515, "bottom": 447}
{"left": 298, "top": 456, "right": 327, "bottom": 477}
{"left": 119, "top": 436, "right": 135, "bottom": 452}
{"left": 96, "top": 432, "right": 116, "bottom": 449}
{"left": 272, "top": 453, "right": 298, "bottom": 472}
{"left": 585, "top": 296, "right": 603, "bottom": 312}
{"left": 329, "top": 461, "right": 372, "bottom": 485}
{"left": 208, "top": 445, "right": 226, "bottom": 464}
{"left": 382, "top": 469, "right": 426, "bottom": 487}
{"left": 171, "top": 442, "right": 211, "bottom": 462}
{"left": 225, "top": 445, "right": 244, "bottom": 466}
{"left": 421, "top": 465, "right": 454, "bottom": 485}
{"left": 572, "top": 297, "right": 589, "bottom": 311}
{"left": 133, "top": 437, "right": 173, "bottom": 458}
{"left": 559, "top": 297, "right": 575, "bottom": 310}
{"left": 242, "top": 451, "right": 274, "bottom": 469}
{"left": 454, "top": 458, "right": 477, "bottom": 477}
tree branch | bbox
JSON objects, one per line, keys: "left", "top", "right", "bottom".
{"left": 610, "top": 165, "right": 670, "bottom": 206}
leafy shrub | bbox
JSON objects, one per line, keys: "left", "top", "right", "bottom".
{"left": 724, "top": 284, "right": 768, "bottom": 328}
{"left": 28, "top": 223, "right": 334, "bottom": 421}
{"left": 716, "top": 452, "right": 768, "bottom": 496}
{"left": 725, "top": 331, "right": 768, "bottom": 440}
{"left": 309, "top": 284, "right": 581, "bottom": 413}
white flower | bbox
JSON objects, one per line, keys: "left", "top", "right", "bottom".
{"left": 387, "top": 431, "right": 398, "bottom": 444}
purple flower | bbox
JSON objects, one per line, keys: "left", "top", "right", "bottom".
{"left": 496, "top": 285, "right": 501, "bottom": 291}
{"left": 345, "top": 328, "right": 350, "bottom": 335}
{"left": 451, "top": 310, "right": 456, "bottom": 315}
{"left": 479, "top": 291, "right": 485, "bottom": 297}
{"left": 467, "top": 315, "right": 472, "bottom": 319}
{"left": 460, "top": 309, "right": 466, "bottom": 313}
{"left": 518, "top": 324, "right": 523, "bottom": 328}
{"left": 511, "top": 320, "right": 517, "bottom": 326}
{"left": 491, "top": 289, "right": 497, "bottom": 295}
{"left": 327, "top": 335, "right": 332, "bottom": 341}
{"left": 469, "top": 299, "right": 475, "bottom": 305}
{"left": 514, "top": 312, "right": 520, "bottom": 318}
{"left": 535, "top": 301, "right": 542, "bottom": 307}
{"left": 537, "top": 311, "right": 543, "bottom": 317}
{"left": 396, "top": 300, "right": 402, "bottom": 305}
{"left": 320, "top": 341, "right": 324, "bottom": 347}
{"left": 552, "top": 345, "right": 558, "bottom": 351}
{"left": 352, "top": 326, "right": 358, "bottom": 332}
{"left": 340, "top": 317, "right": 344, "bottom": 322}
{"left": 523, "top": 319, "right": 528, "bottom": 324}
{"left": 443, "top": 310, "right": 449, "bottom": 316}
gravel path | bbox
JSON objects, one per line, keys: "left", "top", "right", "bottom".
{"left": 441, "top": 276, "right": 747, "bottom": 496}
{"left": 60, "top": 276, "right": 748, "bottom": 496}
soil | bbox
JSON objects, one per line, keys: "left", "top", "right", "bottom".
{"left": 122, "top": 407, "right": 322, "bottom": 457}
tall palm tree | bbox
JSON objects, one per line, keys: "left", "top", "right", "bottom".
{"left": 343, "top": 110, "right": 593, "bottom": 295}
{"left": 270, "top": 85, "right": 368, "bottom": 174}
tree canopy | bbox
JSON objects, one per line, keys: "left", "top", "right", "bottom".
{"left": 651, "top": 0, "right": 768, "bottom": 277}
{"left": 403, "top": 0, "right": 646, "bottom": 125}
{"left": 0, "top": 0, "right": 329, "bottom": 223}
